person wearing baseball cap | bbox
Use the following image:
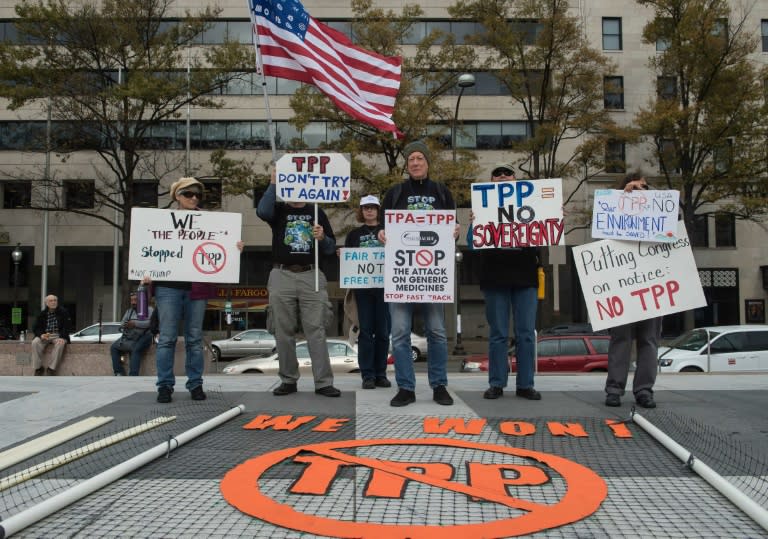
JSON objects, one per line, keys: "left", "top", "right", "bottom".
{"left": 378, "top": 139, "right": 459, "bottom": 408}
{"left": 344, "top": 194, "right": 391, "bottom": 389}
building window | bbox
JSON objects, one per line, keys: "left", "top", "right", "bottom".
{"left": 763, "top": 20, "right": 768, "bottom": 52}
{"left": 714, "top": 214, "right": 735, "bottom": 247}
{"left": 691, "top": 215, "right": 709, "bottom": 247}
{"left": 603, "top": 76, "right": 624, "bottom": 109}
{"left": 605, "top": 140, "right": 626, "bottom": 173}
{"left": 602, "top": 18, "right": 622, "bottom": 51}
{"left": 64, "top": 180, "right": 95, "bottom": 209}
{"left": 659, "top": 139, "right": 681, "bottom": 174}
{"left": 2, "top": 181, "right": 32, "bottom": 209}
{"left": 656, "top": 17, "right": 672, "bottom": 51}
{"left": 657, "top": 76, "right": 677, "bottom": 100}
{"left": 132, "top": 181, "right": 158, "bottom": 207}
{"left": 713, "top": 138, "right": 733, "bottom": 173}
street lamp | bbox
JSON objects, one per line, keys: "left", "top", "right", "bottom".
{"left": 453, "top": 250, "right": 465, "bottom": 355}
{"left": 451, "top": 73, "right": 476, "bottom": 162}
{"left": 11, "top": 243, "right": 22, "bottom": 339}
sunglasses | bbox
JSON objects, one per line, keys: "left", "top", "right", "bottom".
{"left": 362, "top": 205, "right": 379, "bottom": 210}
{"left": 492, "top": 169, "right": 515, "bottom": 177}
{"left": 178, "top": 190, "right": 202, "bottom": 199}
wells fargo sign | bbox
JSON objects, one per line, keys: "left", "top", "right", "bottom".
{"left": 221, "top": 415, "right": 616, "bottom": 537}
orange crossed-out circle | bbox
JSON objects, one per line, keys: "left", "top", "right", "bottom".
{"left": 192, "top": 242, "right": 226, "bottom": 274}
{"left": 220, "top": 437, "right": 607, "bottom": 538}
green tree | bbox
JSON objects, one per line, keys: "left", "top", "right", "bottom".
{"left": 449, "top": 0, "right": 625, "bottom": 228}
{"left": 635, "top": 0, "right": 768, "bottom": 236}
{"left": 0, "top": 0, "right": 253, "bottom": 305}
{"left": 286, "top": 0, "right": 479, "bottom": 217}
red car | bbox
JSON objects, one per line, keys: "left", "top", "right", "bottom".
{"left": 460, "top": 334, "right": 610, "bottom": 373}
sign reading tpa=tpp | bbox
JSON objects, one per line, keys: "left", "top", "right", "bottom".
{"left": 128, "top": 208, "right": 241, "bottom": 283}
{"left": 384, "top": 210, "right": 456, "bottom": 303}
{"left": 275, "top": 153, "right": 351, "bottom": 203}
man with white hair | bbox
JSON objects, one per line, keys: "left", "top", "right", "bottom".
{"left": 31, "top": 295, "right": 71, "bottom": 375}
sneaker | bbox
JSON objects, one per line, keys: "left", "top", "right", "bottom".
{"left": 34, "top": 367, "right": 44, "bottom": 376}
{"left": 362, "top": 378, "right": 376, "bottom": 389}
{"left": 45, "top": 367, "right": 57, "bottom": 376}
{"left": 190, "top": 386, "right": 207, "bottom": 401}
{"left": 635, "top": 393, "right": 657, "bottom": 409}
{"left": 483, "top": 386, "right": 503, "bottom": 399}
{"left": 433, "top": 385, "right": 454, "bottom": 406}
{"left": 374, "top": 377, "right": 392, "bottom": 388}
{"left": 273, "top": 382, "right": 297, "bottom": 396}
{"left": 605, "top": 394, "right": 621, "bottom": 407}
{"left": 315, "top": 386, "right": 341, "bottom": 397}
{"left": 157, "top": 386, "right": 173, "bottom": 403}
{"left": 390, "top": 388, "right": 416, "bottom": 407}
{"left": 516, "top": 387, "right": 541, "bottom": 400}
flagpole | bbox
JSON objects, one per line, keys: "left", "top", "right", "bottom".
{"left": 248, "top": 1, "right": 277, "bottom": 162}
{"left": 314, "top": 204, "right": 319, "bottom": 292}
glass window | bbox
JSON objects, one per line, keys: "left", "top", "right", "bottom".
{"left": 537, "top": 339, "right": 559, "bottom": 356}
{"left": 660, "top": 138, "right": 680, "bottom": 173}
{"left": 509, "top": 20, "right": 543, "bottom": 45}
{"left": 604, "top": 76, "right": 624, "bottom": 109}
{"left": 225, "top": 72, "right": 253, "bottom": 95}
{"left": 476, "top": 122, "right": 502, "bottom": 149}
{"left": 590, "top": 338, "right": 610, "bottom": 354}
{"left": 657, "top": 76, "right": 677, "bottom": 99}
{"left": 302, "top": 122, "right": 327, "bottom": 149}
{"left": 714, "top": 213, "right": 735, "bottom": 247}
{"left": 713, "top": 138, "right": 733, "bottom": 173}
{"left": 605, "top": 140, "right": 626, "bottom": 173}
{"left": 746, "top": 331, "right": 768, "bottom": 351}
{"left": 199, "top": 122, "right": 227, "bottom": 149}
{"left": 450, "top": 21, "right": 480, "bottom": 44}
{"left": 602, "top": 18, "right": 622, "bottom": 50}
{"left": 226, "top": 122, "right": 252, "bottom": 149}
{"left": 328, "top": 342, "right": 348, "bottom": 357}
{"left": 475, "top": 72, "right": 507, "bottom": 96}
{"left": 560, "top": 338, "right": 589, "bottom": 355}
{"left": 763, "top": 20, "right": 768, "bottom": 52}
{"left": 656, "top": 18, "right": 672, "bottom": 51}
{"left": 501, "top": 121, "right": 529, "bottom": 145}
{"left": 403, "top": 21, "right": 426, "bottom": 45}
{"left": 132, "top": 181, "right": 158, "bottom": 207}
{"left": 64, "top": 180, "right": 95, "bottom": 209}
{"left": 710, "top": 332, "right": 746, "bottom": 353}
{"left": 201, "top": 21, "right": 227, "bottom": 44}
{"left": 251, "top": 122, "right": 272, "bottom": 149}
{"left": 2, "top": 181, "right": 32, "bottom": 209}
{"left": 227, "top": 21, "right": 253, "bottom": 44}
{"left": 276, "top": 77, "right": 301, "bottom": 95}
{"left": 691, "top": 214, "right": 709, "bottom": 247}
{"left": 275, "top": 122, "right": 300, "bottom": 149}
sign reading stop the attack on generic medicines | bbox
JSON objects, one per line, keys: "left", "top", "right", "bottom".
{"left": 128, "top": 207, "right": 241, "bottom": 283}
{"left": 470, "top": 178, "right": 564, "bottom": 249}
{"left": 275, "top": 153, "right": 351, "bottom": 203}
{"left": 384, "top": 210, "right": 456, "bottom": 303}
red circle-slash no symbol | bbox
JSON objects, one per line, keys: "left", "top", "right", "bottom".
{"left": 192, "top": 242, "right": 227, "bottom": 274}
{"left": 414, "top": 249, "right": 433, "bottom": 267}
{"left": 220, "top": 437, "right": 607, "bottom": 538}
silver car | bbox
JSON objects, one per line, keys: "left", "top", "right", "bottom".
{"left": 69, "top": 322, "right": 123, "bottom": 343}
{"left": 211, "top": 329, "right": 276, "bottom": 361}
{"left": 222, "top": 339, "right": 358, "bottom": 374}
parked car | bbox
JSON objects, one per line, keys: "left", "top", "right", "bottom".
{"left": 539, "top": 323, "right": 607, "bottom": 336}
{"left": 211, "top": 329, "right": 276, "bottom": 361}
{"left": 460, "top": 334, "right": 610, "bottom": 373}
{"left": 69, "top": 322, "right": 123, "bottom": 343}
{"left": 221, "top": 339, "right": 359, "bottom": 374}
{"left": 658, "top": 325, "right": 768, "bottom": 372}
{"left": 383, "top": 333, "right": 429, "bottom": 363}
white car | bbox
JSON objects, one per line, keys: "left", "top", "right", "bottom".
{"left": 69, "top": 322, "right": 123, "bottom": 343}
{"left": 210, "top": 329, "right": 276, "bottom": 361}
{"left": 222, "top": 339, "right": 359, "bottom": 374}
{"left": 658, "top": 325, "right": 768, "bottom": 372}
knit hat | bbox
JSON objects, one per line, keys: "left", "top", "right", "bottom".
{"left": 491, "top": 161, "right": 516, "bottom": 177}
{"left": 170, "top": 177, "right": 204, "bottom": 200}
{"left": 359, "top": 195, "right": 381, "bottom": 207}
{"left": 403, "top": 140, "right": 431, "bottom": 165}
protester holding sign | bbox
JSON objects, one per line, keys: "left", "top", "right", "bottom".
{"left": 257, "top": 169, "right": 341, "bottom": 398}
{"left": 344, "top": 195, "right": 391, "bottom": 390}
{"left": 378, "top": 140, "right": 459, "bottom": 407}
{"left": 604, "top": 173, "right": 663, "bottom": 409}
{"left": 466, "top": 163, "right": 542, "bottom": 401}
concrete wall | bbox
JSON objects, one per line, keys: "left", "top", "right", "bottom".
{"left": 0, "top": 339, "right": 214, "bottom": 376}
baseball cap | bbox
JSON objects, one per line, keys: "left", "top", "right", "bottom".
{"left": 491, "top": 162, "right": 516, "bottom": 177}
{"left": 360, "top": 195, "right": 381, "bottom": 207}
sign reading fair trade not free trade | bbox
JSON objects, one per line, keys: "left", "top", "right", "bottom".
{"left": 339, "top": 247, "right": 385, "bottom": 289}
{"left": 275, "top": 153, "right": 351, "bottom": 203}
{"left": 573, "top": 222, "right": 705, "bottom": 331}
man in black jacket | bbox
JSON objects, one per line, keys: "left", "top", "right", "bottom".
{"left": 31, "top": 295, "right": 71, "bottom": 375}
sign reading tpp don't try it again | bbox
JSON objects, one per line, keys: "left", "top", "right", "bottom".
{"left": 275, "top": 153, "right": 351, "bottom": 203}
{"left": 128, "top": 208, "right": 241, "bottom": 283}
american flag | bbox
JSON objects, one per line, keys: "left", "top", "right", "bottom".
{"left": 248, "top": 0, "right": 402, "bottom": 135}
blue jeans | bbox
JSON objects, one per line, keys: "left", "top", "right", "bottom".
{"left": 110, "top": 331, "right": 153, "bottom": 375}
{"left": 389, "top": 302, "right": 448, "bottom": 391}
{"left": 484, "top": 286, "right": 538, "bottom": 390}
{"left": 354, "top": 288, "right": 390, "bottom": 380}
{"left": 154, "top": 286, "right": 206, "bottom": 391}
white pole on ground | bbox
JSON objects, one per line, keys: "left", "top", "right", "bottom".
{"left": 0, "top": 404, "right": 244, "bottom": 538}
{"left": 632, "top": 411, "right": 768, "bottom": 532}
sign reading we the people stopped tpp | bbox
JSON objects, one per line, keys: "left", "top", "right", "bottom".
{"left": 339, "top": 247, "right": 385, "bottom": 288}
{"left": 470, "top": 178, "right": 564, "bottom": 248}
{"left": 573, "top": 222, "right": 705, "bottom": 331}
{"left": 384, "top": 210, "right": 456, "bottom": 303}
{"left": 128, "top": 208, "right": 241, "bottom": 283}
{"left": 275, "top": 153, "right": 351, "bottom": 203}
{"left": 592, "top": 189, "right": 680, "bottom": 242}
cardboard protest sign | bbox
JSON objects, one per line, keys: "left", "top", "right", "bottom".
{"left": 339, "top": 247, "right": 385, "bottom": 288}
{"left": 275, "top": 153, "right": 351, "bottom": 203}
{"left": 128, "top": 208, "right": 241, "bottom": 283}
{"left": 384, "top": 210, "right": 456, "bottom": 303}
{"left": 592, "top": 189, "right": 680, "bottom": 242}
{"left": 573, "top": 222, "right": 706, "bottom": 331}
{"left": 469, "top": 178, "right": 564, "bottom": 248}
